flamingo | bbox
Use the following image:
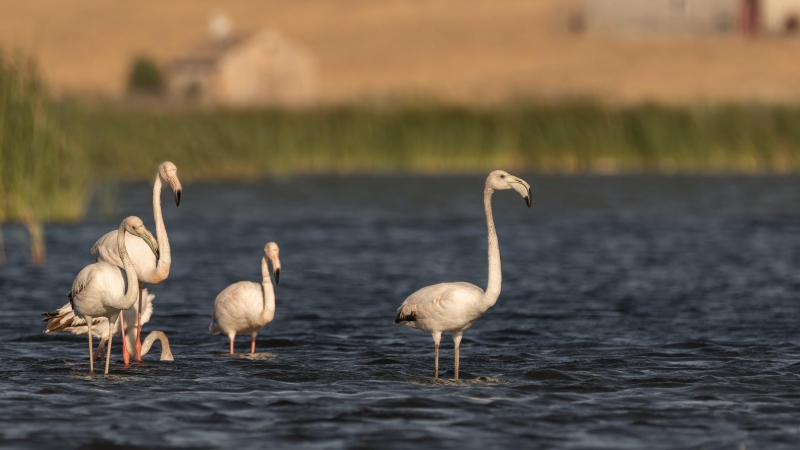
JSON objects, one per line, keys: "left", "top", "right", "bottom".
{"left": 42, "top": 289, "right": 174, "bottom": 362}
{"left": 394, "top": 170, "right": 531, "bottom": 380}
{"left": 90, "top": 161, "right": 181, "bottom": 361}
{"left": 209, "top": 242, "right": 281, "bottom": 354}
{"left": 69, "top": 216, "right": 157, "bottom": 374}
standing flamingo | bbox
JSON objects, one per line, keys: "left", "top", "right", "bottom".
{"left": 69, "top": 216, "right": 157, "bottom": 374}
{"left": 42, "top": 289, "right": 173, "bottom": 362}
{"left": 394, "top": 170, "right": 531, "bottom": 379}
{"left": 209, "top": 242, "right": 281, "bottom": 354}
{"left": 90, "top": 161, "right": 181, "bottom": 361}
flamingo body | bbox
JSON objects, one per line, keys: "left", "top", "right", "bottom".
{"left": 395, "top": 282, "right": 486, "bottom": 333}
{"left": 43, "top": 289, "right": 155, "bottom": 352}
{"left": 71, "top": 263, "right": 129, "bottom": 319}
{"left": 91, "top": 232, "right": 158, "bottom": 283}
{"left": 42, "top": 289, "right": 172, "bottom": 361}
{"left": 210, "top": 242, "right": 281, "bottom": 354}
{"left": 210, "top": 281, "right": 274, "bottom": 337}
{"left": 394, "top": 170, "right": 531, "bottom": 379}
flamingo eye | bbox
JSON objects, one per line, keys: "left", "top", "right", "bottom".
{"left": 500, "top": 174, "right": 505, "bottom": 178}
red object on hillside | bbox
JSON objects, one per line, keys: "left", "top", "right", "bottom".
{"left": 741, "top": 0, "right": 760, "bottom": 36}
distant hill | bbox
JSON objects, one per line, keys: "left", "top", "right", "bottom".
{"left": 2, "top": 0, "right": 800, "bottom": 104}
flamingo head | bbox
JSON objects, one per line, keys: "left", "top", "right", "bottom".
{"left": 486, "top": 170, "right": 532, "bottom": 208}
{"left": 158, "top": 161, "right": 182, "bottom": 207}
{"left": 264, "top": 242, "right": 281, "bottom": 285}
{"left": 123, "top": 216, "right": 159, "bottom": 259}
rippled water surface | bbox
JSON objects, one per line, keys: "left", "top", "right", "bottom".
{"left": 3, "top": 176, "right": 800, "bottom": 449}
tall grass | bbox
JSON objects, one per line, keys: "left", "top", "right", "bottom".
{"left": 0, "top": 53, "right": 88, "bottom": 263}
{"left": 67, "top": 102, "right": 800, "bottom": 180}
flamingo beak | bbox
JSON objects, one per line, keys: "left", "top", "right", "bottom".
{"left": 169, "top": 176, "right": 182, "bottom": 207}
{"left": 138, "top": 229, "right": 160, "bottom": 260}
{"left": 270, "top": 253, "right": 282, "bottom": 286}
{"left": 509, "top": 176, "right": 532, "bottom": 208}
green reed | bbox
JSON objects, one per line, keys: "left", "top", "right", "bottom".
{"left": 0, "top": 52, "right": 88, "bottom": 263}
{"left": 65, "top": 102, "right": 800, "bottom": 181}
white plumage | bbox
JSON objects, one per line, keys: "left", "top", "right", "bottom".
{"left": 43, "top": 288, "right": 154, "bottom": 340}
{"left": 91, "top": 232, "right": 159, "bottom": 283}
{"left": 69, "top": 216, "right": 157, "bottom": 374}
{"left": 90, "top": 161, "right": 181, "bottom": 361}
{"left": 210, "top": 242, "right": 281, "bottom": 354}
{"left": 395, "top": 170, "right": 531, "bottom": 379}
{"left": 42, "top": 289, "right": 156, "bottom": 360}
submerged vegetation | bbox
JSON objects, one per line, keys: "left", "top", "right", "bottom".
{"left": 68, "top": 102, "right": 800, "bottom": 180}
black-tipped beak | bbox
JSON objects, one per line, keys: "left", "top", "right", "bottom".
{"left": 139, "top": 229, "right": 160, "bottom": 261}
{"left": 525, "top": 188, "right": 531, "bottom": 208}
{"left": 274, "top": 268, "right": 280, "bottom": 285}
{"left": 175, "top": 189, "right": 181, "bottom": 207}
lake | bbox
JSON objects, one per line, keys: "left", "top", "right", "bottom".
{"left": 2, "top": 175, "right": 800, "bottom": 449}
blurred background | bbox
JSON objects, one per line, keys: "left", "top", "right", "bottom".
{"left": 5, "top": 5, "right": 800, "bottom": 448}
{"left": 4, "top": 0, "right": 800, "bottom": 256}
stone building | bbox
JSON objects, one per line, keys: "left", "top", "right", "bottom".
{"left": 168, "top": 28, "right": 317, "bottom": 107}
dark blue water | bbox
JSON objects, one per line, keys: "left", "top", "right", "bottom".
{"left": 2, "top": 175, "right": 800, "bottom": 449}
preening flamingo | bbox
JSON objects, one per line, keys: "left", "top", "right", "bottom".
{"left": 91, "top": 161, "right": 181, "bottom": 361}
{"left": 210, "top": 242, "right": 281, "bottom": 354}
{"left": 42, "top": 289, "right": 174, "bottom": 362}
{"left": 70, "top": 216, "right": 157, "bottom": 374}
{"left": 395, "top": 170, "right": 531, "bottom": 379}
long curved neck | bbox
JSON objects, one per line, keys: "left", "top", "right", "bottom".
{"left": 151, "top": 175, "right": 171, "bottom": 282}
{"left": 115, "top": 222, "right": 140, "bottom": 310}
{"left": 260, "top": 256, "right": 276, "bottom": 321}
{"left": 484, "top": 186, "right": 501, "bottom": 307}
{"left": 140, "top": 331, "right": 174, "bottom": 361}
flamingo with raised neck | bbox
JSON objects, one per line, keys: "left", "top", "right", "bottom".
{"left": 395, "top": 170, "right": 531, "bottom": 379}
{"left": 70, "top": 216, "right": 157, "bottom": 374}
{"left": 90, "top": 161, "right": 181, "bottom": 362}
{"left": 210, "top": 242, "right": 281, "bottom": 354}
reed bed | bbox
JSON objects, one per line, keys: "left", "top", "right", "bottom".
{"left": 6, "top": 81, "right": 800, "bottom": 263}
{"left": 68, "top": 102, "right": 800, "bottom": 180}
{"left": 0, "top": 53, "right": 88, "bottom": 263}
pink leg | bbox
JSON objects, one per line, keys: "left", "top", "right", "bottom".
{"left": 250, "top": 336, "right": 256, "bottom": 354}
{"left": 135, "top": 285, "right": 143, "bottom": 362}
{"left": 119, "top": 311, "right": 130, "bottom": 366}
{"left": 229, "top": 338, "right": 234, "bottom": 355}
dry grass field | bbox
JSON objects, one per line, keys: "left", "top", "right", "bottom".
{"left": 2, "top": 0, "right": 800, "bottom": 104}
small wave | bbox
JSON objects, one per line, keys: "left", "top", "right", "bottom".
{"left": 524, "top": 369, "right": 578, "bottom": 381}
